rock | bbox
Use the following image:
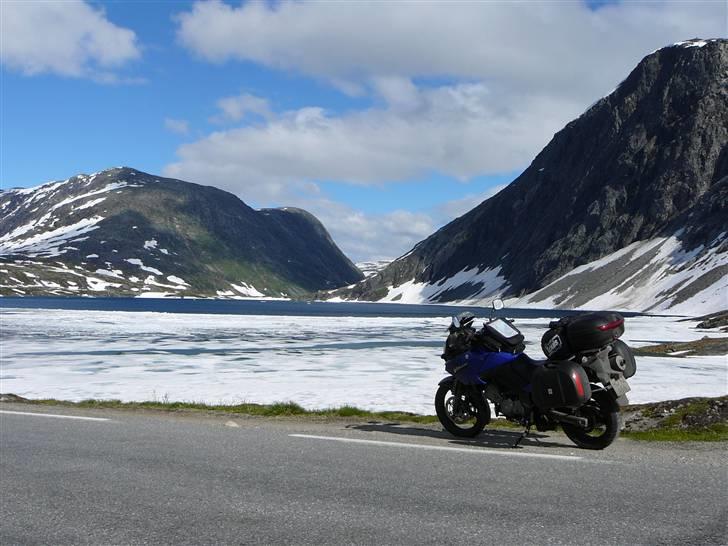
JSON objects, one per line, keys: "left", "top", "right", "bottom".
{"left": 0, "top": 393, "right": 29, "bottom": 403}
{"left": 696, "top": 311, "right": 728, "bottom": 329}
{"left": 622, "top": 396, "right": 728, "bottom": 432}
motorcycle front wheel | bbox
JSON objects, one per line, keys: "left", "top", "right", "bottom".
{"left": 561, "top": 390, "right": 620, "bottom": 450}
{"left": 435, "top": 383, "right": 490, "bottom": 438}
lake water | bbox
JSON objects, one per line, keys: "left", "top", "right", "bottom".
{"left": 0, "top": 296, "right": 612, "bottom": 319}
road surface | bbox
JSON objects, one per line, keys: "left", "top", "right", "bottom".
{"left": 1, "top": 403, "right": 726, "bottom": 545}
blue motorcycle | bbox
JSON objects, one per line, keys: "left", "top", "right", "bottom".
{"left": 435, "top": 301, "right": 636, "bottom": 449}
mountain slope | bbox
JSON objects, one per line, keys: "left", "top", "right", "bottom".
{"left": 0, "top": 168, "right": 362, "bottom": 297}
{"left": 336, "top": 39, "right": 727, "bottom": 314}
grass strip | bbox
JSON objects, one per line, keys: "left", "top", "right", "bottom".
{"left": 623, "top": 424, "right": 728, "bottom": 442}
{"left": 29, "top": 397, "right": 444, "bottom": 424}
{"left": 20, "top": 397, "right": 531, "bottom": 428}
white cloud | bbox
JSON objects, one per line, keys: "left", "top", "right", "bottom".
{"left": 1, "top": 0, "right": 140, "bottom": 79}
{"left": 164, "top": 118, "right": 190, "bottom": 135}
{"left": 168, "top": 1, "right": 725, "bottom": 197}
{"left": 176, "top": 0, "right": 724, "bottom": 102}
{"left": 300, "top": 199, "right": 437, "bottom": 263}
{"left": 165, "top": 81, "right": 568, "bottom": 200}
{"left": 213, "top": 92, "right": 273, "bottom": 123}
{"left": 291, "top": 185, "right": 510, "bottom": 262}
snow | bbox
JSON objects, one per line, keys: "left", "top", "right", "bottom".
{"left": 230, "top": 282, "right": 265, "bottom": 297}
{"left": 673, "top": 39, "right": 710, "bottom": 48}
{"left": 0, "top": 216, "right": 104, "bottom": 257}
{"left": 167, "top": 275, "right": 188, "bottom": 285}
{"left": 85, "top": 277, "right": 119, "bottom": 292}
{"left": 75, "top": 197, "right": 106, "bottom": 211}
{"left": 48, "top": 182, "right": 130, "bottom": 212}
{"left": 136, "top": 292, "right": 175, "bottom": 298}
{"left": 380, "top": 266, "right": 509, "bottom": 304}
{"left": 125, "top": 258, "right": 163, "bottom": 276}
{"left": 144, "top": 239, "right": 158, "bottom": 250}
{"left": 1, "top": 309, "right": 723, "bottom": 414}
{"left": 95, "top": 268, "right": 124, "bottom": 279}
{"left": 517, "top": 232, "right": 727, "bottom": 314}
{"left": 378, "top": 231, "right": 726, "bottom": 315}
{"left": 86, "top": 254, "right": 99, "bottom": 259}
{"left": 144, "top": 275, "right": 186, "bottom": 290}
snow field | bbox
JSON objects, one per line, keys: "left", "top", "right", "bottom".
{"left": 1, "top": 309, "right": 725, "bottom": 414}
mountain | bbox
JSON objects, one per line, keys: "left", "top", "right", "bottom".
{"left": 334, "top": 39, "right": 727, "bottom": 314}
{"left": 0, "top": 167, "right": 363, "bottom": 297}
{"left": 356, "top": 260, "right": 393, "bottom": 279}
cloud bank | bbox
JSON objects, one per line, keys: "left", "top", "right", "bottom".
{"left": 168, "top": 0, "right": 725, "bottom": 260}
{"left": 1, "top": 0, "right": 140, "bottom": 80}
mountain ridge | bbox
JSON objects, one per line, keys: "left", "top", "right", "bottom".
{"left": 331, "top": 39, "right": 728, "bottom": 313}
{"left": 0, "top": 167, "right": 363, "bottom": 297}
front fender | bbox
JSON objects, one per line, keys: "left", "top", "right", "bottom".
{"left": 438, "top": 376, "right": 456, "bottom": 387}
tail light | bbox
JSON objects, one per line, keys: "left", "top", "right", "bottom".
{"left": 572, "top": 371, "right": 585, "bottom": 398}
{"left": 597, "top": 318, "right": 624, "bottom": 331}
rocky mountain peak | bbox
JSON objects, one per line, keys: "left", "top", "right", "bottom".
{"left": 336, "top": 39, "right": 727, "bottom": 313}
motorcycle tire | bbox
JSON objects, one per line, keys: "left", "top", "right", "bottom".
{"left": 561, "top": 390, "right": 620, "bottom": 450}
{"left": 435, "top": 383, "right": 490, "bottom": 438}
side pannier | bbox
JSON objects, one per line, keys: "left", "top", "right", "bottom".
{"left": 531, "top": 361, "right": 591, "bottom": 410}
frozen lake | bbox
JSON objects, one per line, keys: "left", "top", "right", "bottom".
{"left": 1, "top": 305, "right": 726, "bottom": 414}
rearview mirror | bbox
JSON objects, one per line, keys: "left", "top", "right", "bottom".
{"left": 492, "top": 298, "right": 504, "bottom": 311}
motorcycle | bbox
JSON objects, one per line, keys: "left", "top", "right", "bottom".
{"left": 435, "top": 300, "right": 636, "bottom": 450}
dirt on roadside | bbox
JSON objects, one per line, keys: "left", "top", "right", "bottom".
{"left": 633, "top": 337, "right": 728, "bottom": 357}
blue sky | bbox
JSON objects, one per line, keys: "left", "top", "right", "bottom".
{"left": 1, "top": 0, "right": 724, "bottom": 261}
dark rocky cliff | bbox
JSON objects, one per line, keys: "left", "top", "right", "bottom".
{"left": 339, "top": 39, "right": 727, "bottom": 304}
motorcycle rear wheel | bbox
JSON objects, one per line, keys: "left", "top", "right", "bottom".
{"left": 435, "top": 383, "right": 490, "bottom": 438}
{"left": 561, "top": 391, "right": 619, "bottom": 450}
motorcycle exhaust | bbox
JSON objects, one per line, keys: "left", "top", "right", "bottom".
{"left": 548, "top": 410, "right": 590, "bottom": 429}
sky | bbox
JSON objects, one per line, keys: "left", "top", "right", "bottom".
{"left": 1, "top": 0, "right": 726, "bottom": 262}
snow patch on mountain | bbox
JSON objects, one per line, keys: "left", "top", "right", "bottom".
{"left": 354, "top": 232, "right": 726, "bottom": 316}
{"left": 230, "top": 282, "right": 265, "bottom": 297}
{"left": 514, "top": 232, "right": 727, "bottom": 314}
{"left": 380, "top": 266, "right": 509, "bottom": 304}
{"left": 49, "top": 182, "right": 130, "bottom": 212}
{"left": 0, "top": 216, "right": 104, "bottom": 257}
{"left": 125, "top": 258, "right": 163, "bottom": 276}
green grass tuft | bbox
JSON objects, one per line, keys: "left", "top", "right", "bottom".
{"left": 623, "top": 424, "right": 728, "bottom": 442}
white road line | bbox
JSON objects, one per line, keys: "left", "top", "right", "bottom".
{"left": 290, "top": 434, "right": 586, "bottom": 461}
{"left": 0, "top": 410, "right": 110, "bottom": 422}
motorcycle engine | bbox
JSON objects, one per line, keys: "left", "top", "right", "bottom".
{"left": 499, "top": 398, "right": 527, "bottom": 419}
{"left": 485, "top": 384, "right": 527, "bottom": 419}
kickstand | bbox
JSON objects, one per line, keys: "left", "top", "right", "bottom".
{"left": 512, "top": 423, "right": 533, "bottom": 448}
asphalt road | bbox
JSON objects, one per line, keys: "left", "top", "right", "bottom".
{"left": 1, "top": 403, "right": 726, "bottom": 545}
